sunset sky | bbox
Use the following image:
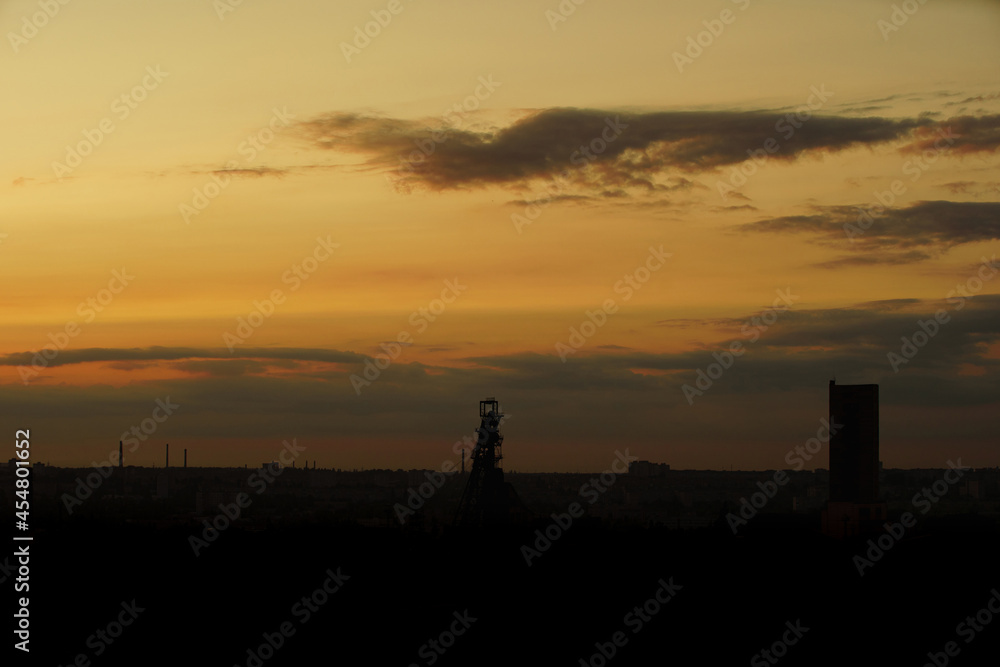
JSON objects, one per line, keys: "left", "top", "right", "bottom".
{"left": 3, "top": 0, "right": 999, "bottom": 471}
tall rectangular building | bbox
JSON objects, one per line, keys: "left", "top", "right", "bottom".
{"left": 828, "top": 380, "right": 879, "bottom": 503}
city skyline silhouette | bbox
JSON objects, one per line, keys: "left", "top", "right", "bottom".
{"left": 4, "top": 0, "right": 999, "bottom": 665}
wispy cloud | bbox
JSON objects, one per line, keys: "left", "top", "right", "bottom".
{"left": 0, "top": 346, "right": 364, "bottom": 368}
{"left": 741, "top": 201, "right": 1000, "bottom": 267}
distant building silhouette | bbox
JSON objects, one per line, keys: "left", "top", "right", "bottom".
{"left": 822, "top": 380, "right": 887, "bottom": 538}
{"left": 629, "top": 460, "right": 670, "bottom": 477}
{"left": 156, "top": 473, "right": 169, "bottom": 499}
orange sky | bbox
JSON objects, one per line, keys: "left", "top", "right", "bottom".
{"left": 3, "top": 0, "right": 999, "bottom": 470}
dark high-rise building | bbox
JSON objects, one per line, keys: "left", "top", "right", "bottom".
{"left": 828, "top": 380, "right": 879, "bottom": 503}
{"left": 823, "top": 380, "right": 885, "bottom": 538}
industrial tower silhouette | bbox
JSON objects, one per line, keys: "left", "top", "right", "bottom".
{"left": 454, "top": 398, "right": 511, "bottom": 527}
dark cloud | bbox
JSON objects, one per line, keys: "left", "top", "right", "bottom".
{"left": 742, "top": 201, "right": 1000, "bottom": 266}
{"left": 506, "top": 194, "right": 593, "bottom": 207}
{"left": 815, "top": 251, "right": 934, "bottom": 268}
{"left": 0, "top": 346, "right": 364, "bottom": 368}
{"left": 852, "top": 299, "right": 923, "bottom": 311}
{"left": 744, "top": 296, "right": 1000, "bottom": 357}
{"left": 296, "top": 108, "right": 930, "bottom": 192}
{"left": 900, "top": 114, "right": 1000, "bottom": 155}
{"left": 14, "top": 298, "right": 997, "bottom": 399}
{"left": 943, "top": 93, "right": 1000, "bottom": 108}
{"left": 172, "top": 359, "right": 298, "bottom": 377}
{"left": 837, "top": 105, "right": 892, "bottom": 115}
{"left": 211, "top": 166, "right": 289, "bottom": 178}
{"left": 941, "top": 181, "right": 979, "bottom": 194}
{"left": 939, "top": 180, "right": 1000, "bottom": 197}
{"left": 5, "top": 296, "right": 999, "bottom": 468}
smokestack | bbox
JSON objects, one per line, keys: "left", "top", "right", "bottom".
{"left": 119, "top": 441, "right": 123, "bottom": 468}
{"left": 184, "top": 449, "right": 187, "bottom": 468}
{"left": 166, "top": 443, "right": 169, "bottom": 468}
